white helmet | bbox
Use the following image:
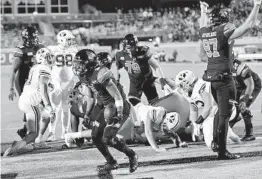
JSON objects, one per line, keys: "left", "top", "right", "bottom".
{"left": 175, "top": 70, "right": 196, "bottom": 91}
{"left": 57, "top": 30, "right": 75, "bottom": 48}
{"left": 163, "top": 112, "right": 181, "bottom": 132}
{"left": 35, "top": 48, "right": 52, "bottom": 65}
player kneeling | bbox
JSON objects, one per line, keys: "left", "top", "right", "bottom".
{"left": 3, "top": 48, "right": 55, "bottom": 157}
{"left": 63, "top": 83, "right": 94, "bottom": 148}
{"left": 174, "top": 70, "right": 241, "bottom": 149}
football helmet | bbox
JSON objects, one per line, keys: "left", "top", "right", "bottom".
{"left": 163, "top": 112, "right": 180, "bottom": 132}
{"left": 21, "top": 27, "right": 39, "bottom": 47}
{"left": 72, "top": 49, "right": 97, "bottom": 76}
{"left": 35, "top": 48, "right": 52, "bottom": 65}
{"left": 175, "top": 70, "right": 196, "bottom": 92}
{"left": 96, "top": 52, "right": 113, "bottom": 69}
{"left": 123, "top": 34, "right": 138, "bottom": 53}
{"left": 209, "top": 5, "right": 229, "bottom": 26}
{"left": 57, "top": 30, "right": 75, "bottom": 48}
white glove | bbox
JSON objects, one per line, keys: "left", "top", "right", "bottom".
{"left": 200, "top": 1, "right": 209, "bottom": 13}
{"left": 254, "top": 0, "right": 262, "bottom": 5}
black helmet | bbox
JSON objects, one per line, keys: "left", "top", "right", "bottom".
{"left": 21, "top": 27, "right": 39, "bottom": 47}
{"left": 210, "top": 5, "right": 229, "bottom": 26}
{"left": 96, "top": 52, "right": 113, "bottom": 69}
{"left": 72, "top": 49, "right": 97, "bottom": 76}
{"left": 123, "top": 34, "right": 138, "bottom": 51}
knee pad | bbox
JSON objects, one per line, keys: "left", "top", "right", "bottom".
{"left": 128, "top": 98, "right": 140, "bottom": 106}
{"left": 104, "top": 103, "right": 117, "bottom": 121}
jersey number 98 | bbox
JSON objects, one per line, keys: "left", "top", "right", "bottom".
{"left": 55, "top": 54, "right": 73, "bottom": 67}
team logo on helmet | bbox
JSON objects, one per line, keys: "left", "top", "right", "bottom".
{"left": 72, "top": 49, "right": 97, "bottom": 76}
{"left": 35, "top": 48, "right": 52, "bottom": 65}
{"left": 175, "top": 70, "right": 196, "bottom": 92}
{"left": 21, "top": 27, "right": 39, "bottom": 47}
{"left": 96, "top": 52, "right": 113, "bottom": 69}
{"left": 57, "top": 30, "right": 75, "bottom": 48}
{"left": 163, "top": 112, "right": 180, "bottom": 132}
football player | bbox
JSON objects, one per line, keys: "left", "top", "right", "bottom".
{"left": 3, "top": 48, "right": 55, "bottom": 157}
{"left": 8, "top": 27, "right": 44, "bottom": 139}
{"left": 133, "top": 93, "right": 191, "bottom": 152}
{"left": 115, "top": 34, "right": 166, "bottom": 106}
{"left": 174, "top": 70, "right": 241, "bottom": 148}
{"left": 230, "top": 59, "right": 261, "bottom": 141}
{"left": 199, "top": 0, "right": 261, "bottom": 159}
{"left": 63, "top": 82, "right": 95, "bottom": 148}
{"left": 47, "top": 30, "right": 78, "bottom": 141}
{"left": 72, "top": 49, "right": 138, "bottom": 173}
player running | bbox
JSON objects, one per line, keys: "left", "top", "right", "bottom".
{"left": 3, "top": 48, "right": 55, "bottom": 157}
{"left": 47, "top": 30, "right": 78, "bottom": 141}
{"left": 8, "top": 27, "right": 44, "bottom": 139}
{"left": 115, "top": 34, "right": 166, "bottom": 106}
{"left": 230, "top": 59, "right": 261, "bottom": 141}
{"left": 72, "top": 49, "right": 138, "bottom": 173}
{"left": 199, "top": 0, "right": 261, "bottom": 159}
{"left": 174, "top": 70, "right": 241, "bottom": 148}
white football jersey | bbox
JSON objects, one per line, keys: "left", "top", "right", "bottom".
{"left": 22, "top": 64, "right": 51, "bottom": 106}
{"left": 48, "top": 45, "right": 78, "bottom": 83}
{"left": 190, "top": 79, "right": 216, "bottom": 114}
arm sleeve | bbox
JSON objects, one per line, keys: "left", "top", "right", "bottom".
{"left": 143, "top": 46, "right": 153, "bottom": 61}
{"left": 13, "top": 48, "right": 23, "bottom": 58}
{"left": 241, "top": 66, "right": 252, "bottom": 79}
{"left": 97, "top": 67, "right": 114, "bottom": 86}
{"left": 224, "top": 23, "right": 236, "bottom": 38}
{"left": 115, "top": 52, "right": 123, "bottom": 69}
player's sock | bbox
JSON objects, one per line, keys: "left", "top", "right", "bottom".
{"left": 111, "top": 137, "right": 135, "bottom": 157}
{"left": 61, "top": 111, "right": 70, "bottom": 138}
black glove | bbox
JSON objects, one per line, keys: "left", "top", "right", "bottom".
{"left": 159, "top": 78, "right": 167, "bottom": 90}
{"left": 108, "top": 114, "right": 123, "bottom": 125}
{"left": 195, "top": 115, "right": 205, "bottom": 124}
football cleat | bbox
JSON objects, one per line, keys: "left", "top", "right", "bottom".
{"left": 46, "top": 132, "right": 56, "bottom": 142}
{"left": 3, "top": 141, "right": 20, "bottom": 157}
{"left": 98, "top": 160, "right": 119, "bottom": 172}
{"left": 217, "top": 150, "right": 240, "bottom": 160}
{"left": 241, "top": 135, "right": 256, "bottom": 141}
{"left": 129, "top": 154, "right": 139, "bottom": 173}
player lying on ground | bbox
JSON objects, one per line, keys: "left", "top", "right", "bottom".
{"left": 133, "top": 92, "right": 193, "bottom": 152}
{"left": 72, "top": 50, "right": 138, "bottom": 173}
{"left": 46, "top": 30, "right": 78, "bottom": 141}
{"left": 3, "top": 48, "right": 55, "bottom": 157}
{"left": 230, "top": 59, "right": 262, "bottom": 141}
{"left": 173, "top": 70, "right": 241, "bottom": 148}
{"left": 8, "top": 27, "right": 44, "bottom": 139}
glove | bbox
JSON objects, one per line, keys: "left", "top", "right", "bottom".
{"left": 82, "top": 114, "right": 91, "bottom": 129}
{"left": 108, "top": 114, "right": 123, "bottom": 125}
{"left": 195, "top": 115, "right": 205, "bottom": 124}
{"left": 159, "top": 78, "right": 168, "bottom": 90}
{"left": 239, "top": 101, "right": 247, "bottom": 113}
{"left": 254, "top": 0, "right": 262, "bottom": 5}
{"left": 240, "top": 94, "right": 250, "bottom": 103}
{"left": 200, "top": 1, "right": 209, "bottom": 13}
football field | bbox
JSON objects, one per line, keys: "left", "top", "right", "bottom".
{"left": 1, "top": 63, "right": 262, "bottom": 179}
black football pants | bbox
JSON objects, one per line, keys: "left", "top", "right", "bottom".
{"left": 211, "top": 77, "right": 236, "bottom": 153}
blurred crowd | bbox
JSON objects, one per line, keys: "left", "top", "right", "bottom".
{"left": 1, "top": 0, "right": 262, "bottom": 48}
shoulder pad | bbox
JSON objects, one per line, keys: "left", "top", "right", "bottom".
{"left": 241, "top": 65, "right": 251, "bottom": 77}
{"left": 13, "top": 48, "right": 24, "bottom": 58}
{"left": 97, "top": 67, "right": 114, "bottom": 85}
{"left": 16, "top": 45, "right": 24, "bottom": 49}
